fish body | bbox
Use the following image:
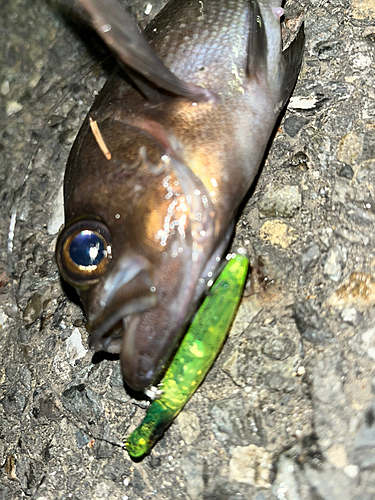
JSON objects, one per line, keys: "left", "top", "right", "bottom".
{"left": 57, "top": 0, "right": 304, "bottom": 391}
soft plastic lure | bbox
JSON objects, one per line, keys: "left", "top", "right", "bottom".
{"left": 126, "top": 251, "right": 249, "bottom": 458}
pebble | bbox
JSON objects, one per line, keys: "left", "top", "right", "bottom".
{"left": 262, "top": 337, "right": 295, "bottom": 360}
{"left": 293, "top": 300, "right": 332, "bottom": 344}
{"left": 343, "top": 464, "right": 359, "bottom": 478}
{"left": 340, "top": 307, "right": 360, "bottom": 325}
{"left": 177, "top": 410, "right": 201, "bottom": 445}
{"left": 337, "top": 132, "right": 362, "bottom": 164}
{"left": 313, "top": 370, "right": 346, "bottom": 406}
{"left": 6, "top": 100, "right": 23, "bottom": 116}
{"left": 0, "top": 308, "right": 9, "bottom": 329}
{"left": 354, "top": 403, "right": 375, "bottom": 449}
{"left": 323, "top": 245, "right": 347, "bottom": 282}
{"left": 361, "top": 130, "right": 375, "bottom": 161}
{"left": 210, "top": 394, "right": 263, "bottom": 448}
{"left": 229, "top": 444, "right": 272, "bottom": 488}
{"left": 272, "top": 453, "right": 301, "bottom": 500}
{"left": 283, "top": 115, "right": 308, "bottom": 137}
{"left": 23, "top": 293, "right": 43, "bottom": 325}
{"left": 260, "top": 220, "right": 297, "bottom": 249}
{"left": 362, "top": 326, "right": 375, "bottom": 360}
{"left": 259, "top": 184, "right": 302, "bottom": 218}
{"left": 335, "top": 225, "right": 370, "bottom": 246}
{"left": 301, "top": 242, "right": 320, "bottom": 272}
{"left": 326, "top": 444, "right": 347, "bottom": 469}
{"left": 47, "top": 184, "right": 64, "bottom": 235}
{"left": 304, "top": 464, "right": 351, "bottom": 500}
{"left": 338, "top": 164, "right": 354, "bottom": 179}
{"left": 65, "top": 328, "right": 88, "bottom": 366}
{"left": 262, "top": 366, "right": 297, "bottom": 393}
{"left": 180, "top": 451, "right": 204, "bottom": 499}
{"left": 351, "top": 0, "right": 375, "bottom": 19}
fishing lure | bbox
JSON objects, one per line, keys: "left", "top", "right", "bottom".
{"left": 126, "top": 251, "right": 249, "bottom": 458}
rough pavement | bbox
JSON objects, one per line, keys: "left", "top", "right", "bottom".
{"left": 1, "top": 0, "right": 375, "bottom": 498}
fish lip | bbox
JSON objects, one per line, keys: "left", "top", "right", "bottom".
{"left": 86, "top": 257, "right": 157, "bottom": 352}
{"left": 87, "top": 296, "right": 156, "bottom": 352}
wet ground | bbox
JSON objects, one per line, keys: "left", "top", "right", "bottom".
{"left": 1, "top": 0, "right": 375, "bottom": 498}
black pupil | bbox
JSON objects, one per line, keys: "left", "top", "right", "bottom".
{"left": 69, "top": 231, "right": 106, "bottom": 267}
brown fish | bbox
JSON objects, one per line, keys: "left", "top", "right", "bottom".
{"left": 56, "top": 0, "right": 304, "bottom": 391}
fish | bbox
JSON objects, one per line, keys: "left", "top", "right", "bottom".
{"left": 56, "top": 0, "right": 305, "bottom": 392}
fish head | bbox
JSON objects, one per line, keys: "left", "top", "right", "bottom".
{"left": 56, "top": 117, "right": 218, "bottom": 390}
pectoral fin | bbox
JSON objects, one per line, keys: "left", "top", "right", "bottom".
{"left": 77, "top": 0, "right": 213, "bottom": 102}
{"left": 277, "top": 23, "right": 305, "bottom": 109}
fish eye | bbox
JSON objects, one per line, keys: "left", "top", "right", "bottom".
{"left": 56, "top": 217, "right": 112, "bottom": 288}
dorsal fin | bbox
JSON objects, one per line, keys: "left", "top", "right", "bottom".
{"left": 247, "top": 0, "right": 268, "bottom": 79}
{"left": 77, "top": 0, "right": 214, "bottom": 102}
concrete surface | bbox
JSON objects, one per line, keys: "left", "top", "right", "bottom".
{"left": 0, "top": 0, "right": 375, "bottom": 498}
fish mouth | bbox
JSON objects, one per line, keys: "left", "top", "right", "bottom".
{"left": 86, "top": 258, "right": 157, "bottom": 354}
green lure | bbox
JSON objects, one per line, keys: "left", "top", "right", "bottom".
{"left": 126, "top": 251, "right": 249, "bottom": 459}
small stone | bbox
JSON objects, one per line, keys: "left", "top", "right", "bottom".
{"left": 335, "top": 226, "right": 370, "bottom": 246}
{"left": 343, "top": 464, "right": 359, "bottom": 478}
{"left": 290, "top": 151, "right": 309, "bottom": 168}
{"left": 283, "top": 115, "right": 308, "bottom": 137}
{"left": 222, "top": 350, "right": 239, "bottom": 383}
{"left": 353, "top": 53, "right": 372, "bottom": 70}
{"left": 229, "top": 298, "right": 261, "bottom": 337}
{"left": 340, "top": 307, "right": 360, "bottom": 325}
{"left": 338, "top": 164, "right": 354, "bottom": 179}
{"left": 6, "top": 100, "right": 23, "bottom": 116}
{"left": 313, "top": 370, "right": 346, "bottom": 406}
{"left": 326, "top": 445, "right": 347, "bottom": 469}
{"left": 47, "top": 184, "right": 64, "bottom": 235}
{"left": 301, "top": 242, "right": 320, "bottom": 272}
{"left": 323, "top": 245, "right": 347, "bottom": 282}
{"left": 262, "top": 337, "right": 295, "bottom": 360}
{"left": 259, "top": 184, "right": 302, "bottom": 218}
{"left": 23, "top": 293, "right": 43, "bottom": 325}
{"left": 353, "top": 403, "right": 375, "bottom": 468}
{"left": 361, "top": 130, "right": 375, "bottom": 162}
{"left": 210, "top": 394, "right": 263, "bottom": 448}
{"left": 337, "top": 132, "right": 363, "bottom": 164}
{"left": 352, "top": 0, "right": 375, "bottom": 20}
{"left": 177, "top": 410, "right": 201, "bottom": 445}
{"left": 328, "top": 272, "right": 375, "bottom": 310}
{"left": 75, "top": 430, "right": 91, "bottom": 449}
{"left": 0, "top": 308, "right": 9, "bottom": 329}
{"left": 293, "top": 301, "right": 332, "bottom": 344}
{"left": 260, "top": 220, "right": 297, "bottom": 249}
{"left": 229, "top": 444, "right": 272, "bottom": 488}
{"left": 272, "top": 454, "right": 301, "bottom": 499}
{"left": 1, "top": 80, "right": 10, "bottom": 95}
{"left": 263, "top": 367, "right": 297, "bottom": 393}
{"left": 180, "top": 451, "right": 204, "bottom": 499}
{"left": 1, "top": 387, "right": 27, "bottom": 416}
{"left": 362, "top": 326, "right": 375, "bottom": 358}
{"left": 289, "top": 94, "right": 318, "bottom": 110}
{"left": 304, "top": 464, "right": 352, "bottom": 500}
{"left": 65, "top": 328, "right": 88, "bottom": 366}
